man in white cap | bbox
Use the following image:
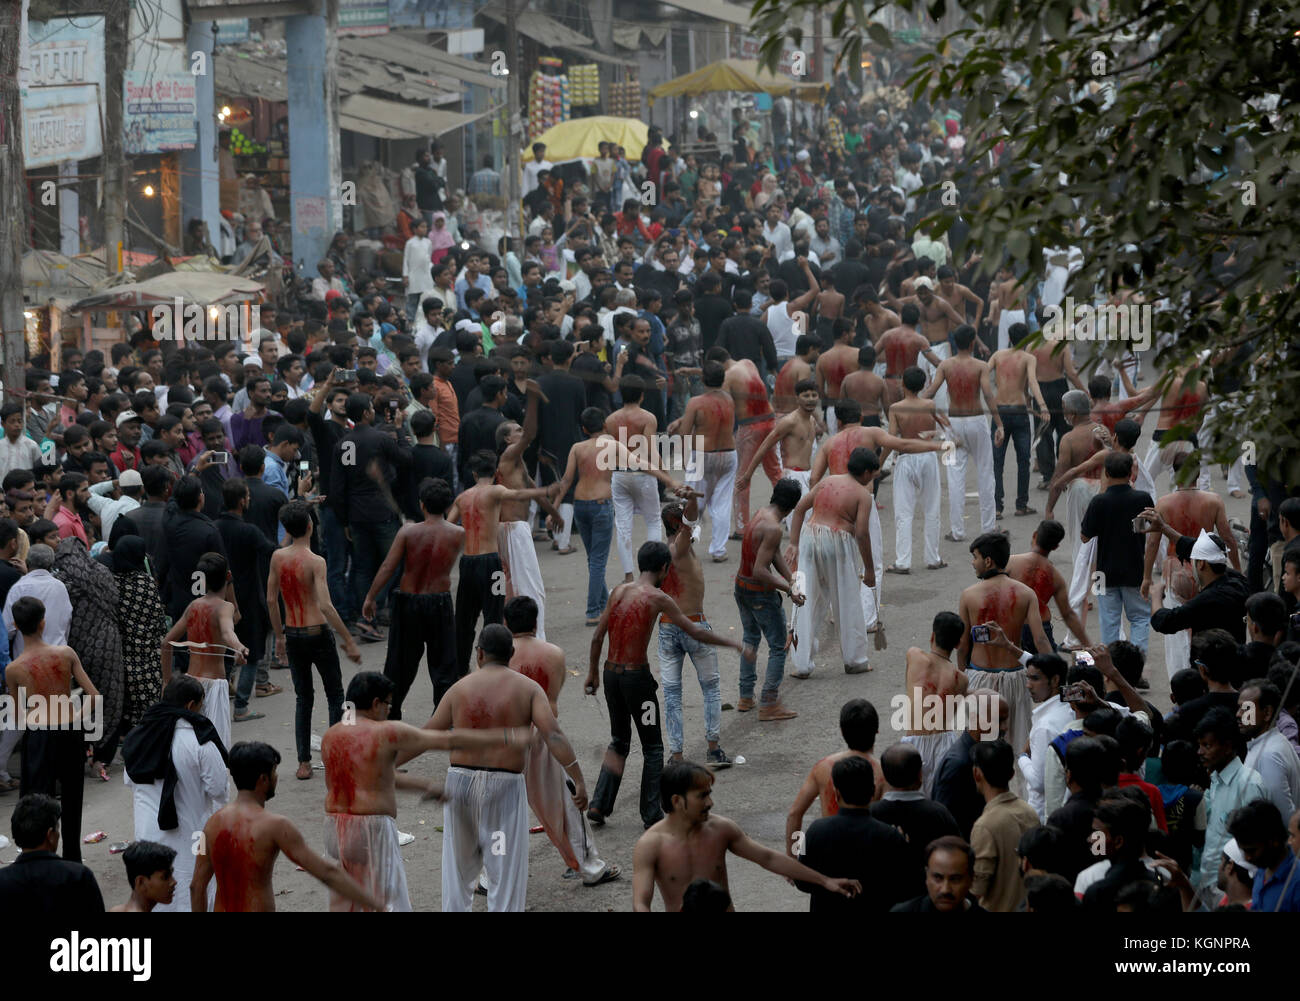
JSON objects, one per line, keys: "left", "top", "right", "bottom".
{"left": 110, "top": 411, "right": 144, "bottom": 474}
{"left": 989, "top": 263, "right": 1028, "bottom": 352}
{"left": 1142, "top": 521, "right": 1252, "bottom": 646}
{"left": 87, "top": 468, "right": 144, "bottom": 541}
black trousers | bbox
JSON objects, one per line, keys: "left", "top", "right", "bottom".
{"left": 285, "top": 628, "right": 344, "bottom": 764}
{"left": 455, "top": 554, "right": 504, "bottom": 676}
{"left": 1035, "top": 377, "right": 1070, "bottom": 482}
{"left": 384, "top": 590, "right": 457, "bottom": 718}
{"left": 590, "top": 667, "right": 665, "bottom": 828}
{"left": 21, "top": 728, "right": 87, "bottom": 863}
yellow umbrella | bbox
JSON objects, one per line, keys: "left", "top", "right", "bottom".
{"left": 647, "top": 59, "right": 829, "bottom": 105}
{"left": 525, "top": 116, "right": 650, "bottom": 162}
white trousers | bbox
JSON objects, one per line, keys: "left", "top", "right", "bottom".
{"left": 324, "top": 813, "right": 412, "bottom": 912}
{"left": 1162, "top": 584, "right": 1191, "bottom": 682}
{"left": 997, "top": 310, "right": 1025, "bottom": 352}
{"left": 611, "top": 471, "right": 663, "bottom": 576}
{"left": 524, "top": 731, "right": 607, "bottom": 883}
{"left": 922, "top": 341, "right": 950, "bottom": 413}
{"left": 554, "top": 503, "right": 575, "bottom": 550}
{"left": 686, "top": 450, "right": 737, "bottom": 558}
{"left": 499, "top": 520, "right": 546, "bottom": 641}
{"left": 893, "top": 451, "right": 941, "bottom": 569}
{"left": 901, "top": 731, "right": 961, "bottom": 798}
{"left": 1067, "top": 536, "right": 1097, "bottom": 647}
{"left": 197, "top": 677, "right": 232, "bottom": 755}
{"left": 1143, "top": 438, "right": 1193, "bottom": 499}
{"left": 1064, "top": 478, "right": 1097, "bottom": 564}
{"left": 863, "top": 499, "right": 883, "bottom": 629}
{"left": 945, "top": 414, "right": 997, "bottom": 538}
{"left": 781, "top": 467, "right": 811, "bottom": 532}
{"left": 791, "top": 525, "right": 871, "bottom": 673}
{"left": 441, "top": 767, "right": 529, "bottom": 912}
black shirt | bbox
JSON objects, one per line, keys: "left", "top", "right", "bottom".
{"left": 0, "top": 851, "right": 104, "bottom": 915}
{"left": 130, "top": 499, "right": 169, "bottom": 582}
{"left": 794, "top": 807, "right": 915, "bottom": 913}
{"left": 570, "top": 352, "right": 613, "bottom": 412}
{"left": 717, "top": 313, "right": 778, "bottom": 378}
{"left": 242, "top": 477, "right": 288, "bottom": 545}
{"left": 404, "top": 443, "right": 455, "bottom": 521}
{"left": 457, "top": 406, "right": 507, "bottom": 489}
{"left": 535, "top": 370, "right": 587, "bottom": 474}
{"left": 0, "top": 561, "right": 21, "bottom": 609}
{"left": 450, "top": 360, "right": 481, "bottom": 413}
{"left": 633, "top": 263, "right": 680, "bottom": 303}
{"left": 832, "top": 258, "right": 870, "bottom": 300}
{"left": 329, "top": 423, "right": 412, "bottom": 528}
{"left": 1150, "top": 536, "right": 1250, "bottom": 642}
{"left": 890, "top": 894, "right": 987, "bottom": 913}
{"left": 1047, "top": 793, "right": 1099, "bottom": 883}
{"left": 1163, "top": 690, "right": 1243, "bottom": 747}
{"left": 157, "top": 508, "right": 229, "bottom": 621}
{"left": 694, "top": 293, "right": 734, "bottom": 353}
{"left": 306, "top": 409, "right": 348, "bottom": 497}
{"left": 1080, "top": 483, "right": 1155, "bottom": 588}
{"left": 931, "top": 732, "right": 982, "bottom": 840}
{"left": 870, "top": 794, "right": 962, "bottom": 898}
{"left": 413, "top": 164, "right": 445, "bottom": 212}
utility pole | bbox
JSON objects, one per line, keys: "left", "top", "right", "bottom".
{"left": 503, "top": 0, "right": 521, "bottom": 242}
{"left": 0, "top": 0, "right": 30, "bottom": 398}
{"left": 102, "top": 0, "right": 127, "bottom": 272}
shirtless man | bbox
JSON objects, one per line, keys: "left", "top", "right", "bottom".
{"left": 1044, "top": 390, "right": 1106, "bottom": 558}
{"left": 813, "top": 271, "right": 845, "bottom": 349}
{"left": 607, "top": 375, "right": 662, "bottom": 581}
{"left": 899, "top": 612, "right": 969, "bottom": 796}
{"left": 936, "top": 265, "right": 986, "bottom": 350}
{"left": 957, "top": 532, "right": 1050, "bottom": 757}
{"left": 446, "top": 448, "right": 552, "bottom": 680}
{"left": 1031, "top": 341, "right": 1086, "bottom": 487}
{"left": 267, "top": 501, "right": 362, "bottom": 780}
{"left": 809, "top": 399, "right": 951, "bottom": 487}
{"left": 787, "top": 448, "right": 880, "bottom": 677}
{"left": 192, "top": 740, "right": 385, "bottom": 912}
{"left": 900, "top": 277, "right": 968, "bottom": 410}
{"left": 1142, "top": 362, "right": 1209, "bottom": 495}
{"left": 668, "top": 361, "right": 737, "bottom": 562}
{"left": 425, "top": 623, "right": 589, "bottom": 911}
{"left": 773, "top": 336, "right": 821, "bottom": 415}
{"left": 363, "top": 478, "right": 463, "bottom": 718}
{"left": 505, "top": 596, "right": 619, "bottom": 886}
{"left": 322, "top": 670, "right": 525, "bottom": 910}
{"left": 856, "top": 287, "right": 900, "bottom": 347}
{"left": 160, "top": 552, "right": 249, "bottom": 752}
{"left": 636, "top": 760, "right": 860, "bottom": 911}
{"left": 839, "top": 345, "right": 887, "bottom": 428}
{"left": 987, "top": 323, "right": 1048, "bottom": 519}
{"left": 553, "top": 408, "right": 685, "bottom": 625}
{"left": 886, "top": 368, "right": 950, "bottom": 573}
{"left": 737, "top": 379, "right": 822, "bottom": 528}
{"left": 733, "top": 479, "right": 804, "bottom": 721}
{"left": 876, "top": 304, "right": 944, "bottom": 412}
{"left": 785, "top": 699, "right": 887, "bottom": 856}
{"left": 1141, "top": 451, "right": 1239, "bottom": 679}
{"left": 988, "top": 265, "right": 1027, "bottom": 352}
{"left": 586, "top": 541, "right": 742, "bottom": 826}
{"left": 711, "top": 346, "right": 780, "bottom": 537}
{"left": 1006, "top": 520, "right": 1092, "bottom": 655}
{"left": 815, "top": 318, "right": 863, "bottom": 434}
{"left": 923, "top": 324, "right": 1003, "bottom": 541}
{"left": 5, "top": 596, "right": 100, "bottom": 862}
{"left": 110, "top": 842, "right": 177, "bottom": 912}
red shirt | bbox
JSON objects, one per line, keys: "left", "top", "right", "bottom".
{"left": 54, "top": 504, "right": 88, "bottom": 545}
{"left": 1118, "top": 772, "right": 1169, "bottom": 832}
{"left": 110, "top": 444, "right": 142, "bottom": 474}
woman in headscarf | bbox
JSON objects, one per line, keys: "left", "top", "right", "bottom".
{"left": 111, "top": 535, "right": 167, "bottom": 737}
{"left": 429, "top": 211, "right": 455, "bottom": 266}
{"left": 52, "top": 537, "right": 123, "bottom": 780}
{"left": 753, "top": 173, "right": 780, "bottom": 211}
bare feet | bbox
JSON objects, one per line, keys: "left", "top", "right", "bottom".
{"left": 296, "top": 761, "right": 313, "bottom": 780}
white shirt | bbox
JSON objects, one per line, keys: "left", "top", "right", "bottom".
{"left": 3, "top": 570, "right": 73, "bottom": 656}
{"left": 763, "top": 220, "right": 795, "bottom": 263}
{"left": 523, "top": 158, "right": 553, "bottom": 197}
{"left": 788, "top": 209, "right": 815, "bottom": 242}
{"left": 1074, "top": 856, "right": 1161, "bottom": 896}
{"left": 412, "top": 320, "right": 439, "bottom": 372}
{"left": 1018, "top": 698, "right": 1077, "bottom": 821}
{"left": 403, "top": 236, "right": 435, "bottom": 296}
{"left": 87, "top": 481, "right": 141, "bottom": 542}
{"left": 0, "top": 435, "right": 43, "bottom": 478}
{"left": 1245, "top": 727, "right": 1300, "bottom": 820}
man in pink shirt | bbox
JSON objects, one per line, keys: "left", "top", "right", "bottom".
{"left": 51, "top": 472, "right": 90, "bottom": 545}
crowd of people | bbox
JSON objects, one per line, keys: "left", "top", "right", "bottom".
{"left": 1, "top": 88, "right": 1298, "bottom": 915}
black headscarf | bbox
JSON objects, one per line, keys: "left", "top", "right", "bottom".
{"left": 111, "top": 534, "right": 148, "bottom": 575}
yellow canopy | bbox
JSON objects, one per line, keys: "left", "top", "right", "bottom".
{"left": 526, "top": 116, "right": 650, "bottom": 162}
{"left": 647, "top": 59, "right": 829, "bottom": 105}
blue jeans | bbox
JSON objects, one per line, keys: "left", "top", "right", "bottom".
{"left": 993, "top": 405, "right": 1032, "bottom": 512}
{"left": 350, "top": 516, "right": 400, "bottom": 618}
{"left": 1098, "top": 585, "right": 1150, "bottom": 654}
{"left": 669, "top": 372, "right": 703, "bottom": 424}
{"left": 734, "top": 586, "right": 787, "bottom": 702}
{"left": 658, "top": 619, "right": 721, "bottom": 753}
{"left": 573, "top": 499, "right": 613, "bottom": 619}
{"left": 320, "top": 506, "right": 357, "bottom": 623}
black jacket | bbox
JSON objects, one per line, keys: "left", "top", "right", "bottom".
{"left": 717, "top": 313, "right": 778, "bottom": 378}
{"left": 122, "top": 703, "right": 229, "bottom": 830}
{"left": 794, "top": 807, "right": 915, "bottom": 913}
{"left": 0, "top": 851, "right": 105, "bottom": 914}
{"left": 870, "top": 794, "right": 962, "bottom": 898}
{"left": 157, "top": 509, "right": 228, "bottom": 621}
{"left": 129, "top": 499, "right": 169, "bottom": 582}
{"left": 330, "top": 423, "right": 411, "bottom": 527}
{"left": 931, "top": 733, "right": 983, "bottom": 840}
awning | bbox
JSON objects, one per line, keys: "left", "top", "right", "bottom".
{"left": 342, "top": 32, "right": 505, "bottom": 91}
{"left": 648, "top": 58, "right": 830, "bottom": 104}
{"left": 339, "top": 94, "right": 488, "bottom": 140}
{"left": 477, "top": 5, "right": 635, "bottom": 66}
{"left": 526, "top": 116, "right": 649, "bottom": 161}
{"left": 70, "top": 273, "right": 266, "bottom": 312}
{"left": 653, "top": 0, "right": 752, "bottom": 26}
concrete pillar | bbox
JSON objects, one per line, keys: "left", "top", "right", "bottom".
{"left": 180, "top": 20, "right": 220, "bottom": 255}
{"left": 286, "top": 0, "right": 342, "bottom": 275}
{"left": 58, "top": 161, "right": 80, "bottom": 255}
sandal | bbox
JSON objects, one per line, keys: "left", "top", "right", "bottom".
{"left": 234, "top": 710, "right": 266, "bottom": 722}
{"left": 555, "top": 546, "right": 577, "bottom": 555}
{"left": 256, "top": 683, "right": 284, "bottom": 698}
{"left": 96, "top": 763, "right": 111, "bottom": 783}
{"left": 296, "top": 762, "right": 313, "bottom": 780}
{"left": 584, "top": 864, "right": 622, "bottom": 887}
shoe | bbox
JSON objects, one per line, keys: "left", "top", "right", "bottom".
{"left": 758, "top": 701, "right": 798, "bottom": 721}
{"left": 1036, "top": 480, "right": 1050, "bottom": 491}
{"left": 586, "top": 808, "right": 606, "bottom": 826}
{"left": 996, "top": 510, "right": 1004, "bottom": 520}
{"left": 585, "top": 617, "right": 601, "bottom": 626}
{"left": 706, "top": 747, "right": 732, "bottom": 769}
{"left": 884, "top": 564, "right": 910, "bottom": 575}
{"left": 844, "top": 662, "right": 873, "bottom": 674}
{"left": 397, "top": 831, "right": 415, "bottom": 846}
{"left": 583, "top": 864, "right": 622, "bottom": 886}
{"left": 736, "top": 697, "right": 756, "bottom": 712}
{"left": 255, "top": 683, "right": 284, "bottom": 698}
{"left": 791, "top": 669, "right": 812, "bottom": 679}
{"left": 729, "top": 532, "right": 744, "bottom": 541}
{"left": 234, "top": 710, "right": 266, "bottom": 722}
{"left": 711, "top": 554, "right": 728, "bottom": 563}
{"left": 926, "top": 560, "right": 948, "bottom": 569}
{"left": 1014, "top": 506, "right": 1037, "bottom": 516}
{"left": 944, "top": 532, "right": 966, "bottom": 542}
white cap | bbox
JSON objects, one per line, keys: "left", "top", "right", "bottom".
{"left": 559, "top": 279, "right": 577, "bottom": 293}
{"left": 454, "top": 319, "right": 479, "bottom": 333}
{"left": 913, "top": 276, "right": 934, "bottom": 290}
{"left": 118, "top": 469, "right": 143, "bottom": 488}
{"left": 1190, "top": 528, "right": 1227, "bottom": 564}
{"left": 1223, "top": 838, "right": 1259, "bottom": 878}
{"left": 115, "top": 410, "right": 140, "bottom": 427}
{"left": 795, "top": 149, "right": 811, "bottom": 161}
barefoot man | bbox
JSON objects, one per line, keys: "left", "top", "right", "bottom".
{"left": 425, "top": 624, "right": 589, "bottom": 911}
{"left": 1141, "top": 362, "right": 1209, "bottom": 495}
{"left": 1007, "top": 519, "right": 1092, "bottom": 655}
{"left": 839, "top": 345, "right": 887, "bottom": 428}
{"left": 711, "top": 346, "right": 779, "bottom": 537}
{"left": 957, "top": 532, "right": 1050, "bottom": 758}
{"left": 587, "top": 541, "right": 743, "bottom": 827}
{"left": 733, "top": 479, "right": 805, "bottom": 721}
{"left": 321, "top": 671, "right": 526, "bottom": 911}
{"left": 160, "top": 552, "right": 249, "bottom": 752}
{"left": 6, "top": 596, "right": 100, "bottom": 862}
{"left": 1030, "top": 341, "right": 1086, "bottom": 488}
{"left": 635, "top": 760, "right": 861, "bottom": 911}
{"left": 505, "top": 596, "right": 620, "bottom": 887}
{"left": 773, "top": 336, "right": 821, "bottom": 415}
{"left": 922, "top": 324, "right": 1002, "bottom": 541}
{"left": 192, "top": 740, "right": 385, "bottom": 912}
{"left": 668, "top": 360, "right": 737, "bottom": 562}
{"left": 268, "top": 501, "right": 363, "bottom": 780}
{"left": 988, "top": 265, "right": 1026, "bottom": 352}
{"left": 986, "top": 323, "right": 1048, "bottom": 520}
{"left": 899, "top": 278, "right": 967, "bottom": 411}
{"left": 815, "top": 319, "right": 861, "bottom": 434}
{"left": 787, "top": 448, "right": 880, "bottom": 678}
{"left": 363, "top": 477, "right": 463, "bottom": 718}
{"left": 885, "top": 368, "right": 950, "bottom": 574}
{"left": 446, "top": 449, "right": 553, "bottom": 683}
{"left": 876, "top": 305, "right": 943, "bottom": 413}
{"left": 736, "top": 378, "right": 822, "bottom": 529}
{"left": 607, "top": 375, "right": 662, "bottom": 581}
{"left": 899, "top": 612, "right": 968, "bottom": 795}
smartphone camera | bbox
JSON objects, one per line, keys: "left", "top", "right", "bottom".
{"left": 971, "top": 625, "right": 991, "bottom": 643}
{"left": 298, "top": 460, "right": 310, "bottom": 472}
{"left": 1060, "top": 684, "right": 1085, "bottom": 703}
{"left": 1075, "top": 650, "right": 1095, "bottom": 667}
{"left": 337, "top": 369, "right": 357, "bottom": 381}
{"left": 210, "top": 451, "right": 229, "bottom": 465}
